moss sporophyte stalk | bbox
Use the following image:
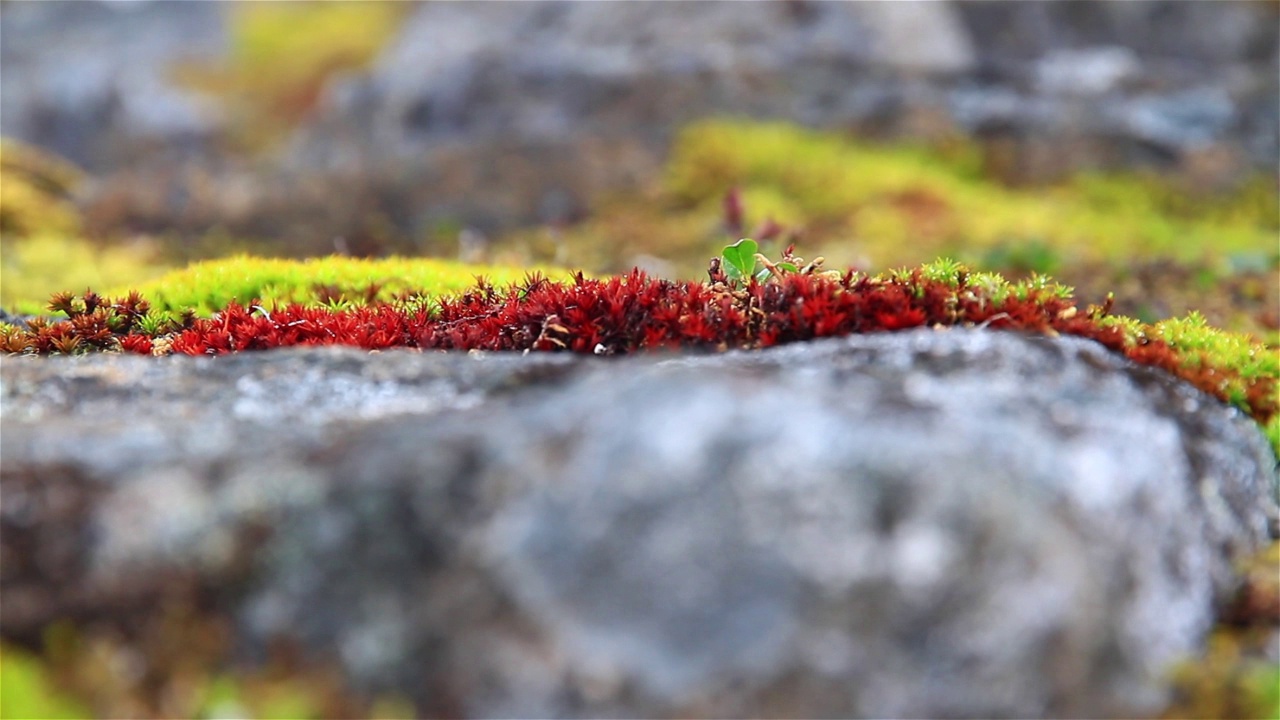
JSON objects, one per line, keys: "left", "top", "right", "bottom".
{"left": 1, "top": 249, "right": 1276, "bottom": 457}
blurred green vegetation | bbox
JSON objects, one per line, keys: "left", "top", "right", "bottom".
{"left": 0, "top": 139, "right": 174, "bottom": 310}
{"left": 0, "top": 645, "right": 88, "bottom": 719}
{"left": 0, "top": 639, "right": 335, "bottom": 720}
{"left": 2, "top": 235, "right": 173, "bottom": 314}
{"left": 504, "top": 119, "right": 1278, "bottom": 276}
{"left": 0, "top": 140, "right": 84, "bottom": 239}
{"left": 1163, "top": 541, "right": 1280, "bottom": 720}
{"left": 173, "top": 1, "right": 410, "bottom": 152}
{"left": 1163, "top": 632, "right": 1280, "bottom": 720}
{"left": 665, "top": 119, "right": 1277, "bottom": 266}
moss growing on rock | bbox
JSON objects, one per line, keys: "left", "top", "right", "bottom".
{"left": 1, "top": 251, "right": 1276, "bottom": 718}
{"left": 3, "top": 255, "right": 1274, "bottom": 459}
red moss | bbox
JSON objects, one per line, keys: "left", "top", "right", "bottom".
{"left": 3, "top": 271, "right": 1276, "bottom": 430}
{"left": 119, "top": 334, "right": 154, "bottom": 355}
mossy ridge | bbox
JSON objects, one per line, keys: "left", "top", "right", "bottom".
{"left": 111, "top": 254, "right": 580, "bottom": 316}
{"left": 914, "top": 259, "right": 1279, "bottom": 452}
{"left": 4, "top": 257, "right": 1274, "bottom": 457}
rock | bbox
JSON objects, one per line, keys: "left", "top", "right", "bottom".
{"left": 6, "top": 1, "right": 1271, "bottom": 246}
{"left": 0, "top": 0, "right": 227, "bottom": 172}
{"left": 1035, "top": 46, "right": 1141, "bottom": 96}
{"left": 279, "top": 1, "right": 885, "bottom": 233}
{"left": 1122, "top": 87, "right": 1238, "bottom": 152}
{"left": 2, "top": 330, "right": 1276, "bottom": 717}
{"left": 857, "top": 2, "right": 975, "bottom": 74}
{"left": 954, "top": 1, "right": 1278, "bottom": 70}
{"left": 277, "top": 0, "right": 1276, "bottom": 235}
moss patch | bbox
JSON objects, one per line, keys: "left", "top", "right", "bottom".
{"left": 1, "top": 236, "right": 173, "bottom": 314}
{"left": 3, "top": 256, "right": 1274, "bottom": 459}
{"left": 108, "top": 253, "right": 580, "bottom": 316}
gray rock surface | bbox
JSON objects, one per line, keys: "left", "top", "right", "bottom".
{"left": 2, "top": 330, "right": 1277, "bottom": 717}
{"left": 291, "top": 0, "right": 1278, "bottom": 170}
{"left": 274, "top": 0, "right": 1278, "bottom": 238}
{"left": 0, "top": 0, "right": 227, "bottom": 171}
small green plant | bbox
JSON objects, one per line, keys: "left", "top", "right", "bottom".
{"left": 716, "top": 239, "right": 833, "bottom": 288}
{"left": 719, "top": 238, "right": 792, "bottom": 285}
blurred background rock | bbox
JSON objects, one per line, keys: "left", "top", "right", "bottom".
{"left": 0, "top": 0, "right": 1276, "bottom": 283}
{"left": 2, "top": 1, "right": 1275, "bottom": 319}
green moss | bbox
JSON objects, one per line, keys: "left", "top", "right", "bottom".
{"left": 1149, "top": 312, "right": 1279, "bottom": 407}
{"left": 110, "top": 254, "right": 579, "bottom": 316}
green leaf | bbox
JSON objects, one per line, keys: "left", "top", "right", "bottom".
{"left": 722, "top": 239, "right": 759, "bottom": 284}
{"left": 723, "top": 262, "right": 745, "bottom": 284}
{"left": 776, "top": 262, "right": 798, "bottom": 273}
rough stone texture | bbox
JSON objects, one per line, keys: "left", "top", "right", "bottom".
{"left": 2, "top": 330, "right": 1276, "bottom": 717}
